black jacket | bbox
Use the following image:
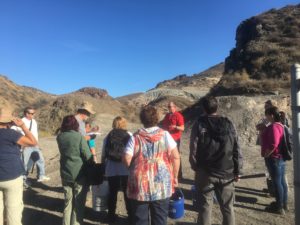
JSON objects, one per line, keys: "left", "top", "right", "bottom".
{"left": 189, "top": 115, "right": 242, "bottom": 179}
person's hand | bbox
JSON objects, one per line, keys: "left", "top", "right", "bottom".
{"left": 173, "top": 177, "right": 179, "bottom": 187}
{"left": 11, "top": 118, "right": 25, "bottom": 127}
{"left": 91, "top": 126, "right": 100, "bottom": 132}
{"left": 234, "top": 175, "right": 240, "bottom": 182}
{"left": 169, "top": 125, "right": 176, "bottom": 131}
{"left": 93, "top": 155, "right": 98, "bottom": 163}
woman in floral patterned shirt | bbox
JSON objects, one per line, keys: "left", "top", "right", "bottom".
{"left": 123, "top": 105, "right": 180, "bottom": 225}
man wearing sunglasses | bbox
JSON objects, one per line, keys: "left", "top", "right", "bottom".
{"left": 21, "top": 106, "right": 50, "bottom": 185}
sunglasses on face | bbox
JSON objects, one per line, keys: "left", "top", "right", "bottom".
{"left": 27, "top": 112, "right": 35, "bottom": 115}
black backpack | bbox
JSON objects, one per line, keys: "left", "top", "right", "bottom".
{"left": 279, "top": 125, "right": 293, "bottom": 161}
{"left": 105, "top": 129, "right": 130, "bottom": 162}
{"left": 196, "top": 116, "right": 235, "bottom": 172}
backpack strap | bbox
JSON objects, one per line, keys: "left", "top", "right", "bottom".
{"left": 29, "top": 120, "right": 33, "bottom": 131}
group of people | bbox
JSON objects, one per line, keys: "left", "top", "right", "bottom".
{"left": 55, "top": 102, "right": 181, "bottom": 225}
{"left": 0, "top": 96, "right": 290, "bottom": 225}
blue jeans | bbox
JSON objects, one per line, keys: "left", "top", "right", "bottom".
{"left": 130, "top": 198, "right": 169, "bottom": 225}
{"left": 22, "top": 146, "right": 46, "bottom": 178}
{"left": 265, "top": 157, "right": 288, "bottom": 208}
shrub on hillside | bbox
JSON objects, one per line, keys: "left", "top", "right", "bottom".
{"left": 225, "top": 4, "right": 300, "bottom": 81}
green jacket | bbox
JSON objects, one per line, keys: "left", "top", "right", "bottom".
{"left": 56, "top": 130, "right": 92, "bottom": 184}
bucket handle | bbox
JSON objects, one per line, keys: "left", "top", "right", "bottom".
{"left": 175, "top": 188, "right": 184, "bottom": 199}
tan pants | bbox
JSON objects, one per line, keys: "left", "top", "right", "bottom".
{"left": 0, "top": 176, "right": 23, "bottom": 225}
{"left": 62, "top": 181, "right": 89, "bottom": 225}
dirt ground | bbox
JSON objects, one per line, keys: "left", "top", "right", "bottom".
{"left": 22, "top": 124, "right": 295, "bottom": 225}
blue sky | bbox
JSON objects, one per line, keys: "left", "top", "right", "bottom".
{"left": 0, "top": 0, "right": 299, "bottom": 97}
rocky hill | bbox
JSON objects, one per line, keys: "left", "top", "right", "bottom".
{"left": 213, "top": 4, "right": 300, "bottom": 96}
{"left": 0, "top": 75, "right": 134, "bottom": 135}
{"left": 0, "top": 75, "right": 54, "bottom": 114}
{"left": 225, "top": 4, "right": 300, "bottom": 79}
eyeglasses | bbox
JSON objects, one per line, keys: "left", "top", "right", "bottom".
{"left": 27, "top": 112, "right": 35, "bottom": 115}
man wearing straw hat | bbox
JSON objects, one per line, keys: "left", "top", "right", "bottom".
{"left": 75, "top": 101, "right": 96, "bottom": 139}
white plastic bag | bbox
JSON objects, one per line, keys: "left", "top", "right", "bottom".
{"left": 92, "top": 180, "right": 109, "bottom": 212}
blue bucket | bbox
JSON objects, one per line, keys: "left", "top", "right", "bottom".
{"left": 168, "top": 189, "right": 184, "bottom": 219}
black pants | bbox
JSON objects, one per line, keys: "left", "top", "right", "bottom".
{"left": 130, "top": 198, "right": 169, "bottom": 225}
{"left": 176, "top": 139, "right": 183, "bottom": 179}
{"left": 107, "top": 175, "right": 131, "bottom": 218}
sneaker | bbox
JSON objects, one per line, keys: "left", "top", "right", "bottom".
{"left": 276, "top": 208, "right": 285, "bottom": 215}
{"left": 37, "top": 175, "right": 50, "bottom": 182}
{"left": 283, "top": 204, "right": 289, "bottom": 211}
{"left": 265, "top": 203, "right": 285, "bottom": 215}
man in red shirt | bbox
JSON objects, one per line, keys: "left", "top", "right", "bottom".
{"left": 162, "top": 101, "right": 185, "bottom": 179}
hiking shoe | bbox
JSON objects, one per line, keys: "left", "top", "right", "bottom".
{"left": 37, "top": 176, "right": 50, "bottom": 182}
{"left": 265, "top": 204, "right": 285, "bottom": 215}
{"left": 276, "top": 208, "right": 285, "bottom": 215}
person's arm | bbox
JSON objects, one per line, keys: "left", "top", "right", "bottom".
{"left": 123, "top": 153, "right": 133, "bottom": 168}
{"left": 122, "top": 135, "right": 135, "bottom": 168}
{"left": 263, "top": 125, "right": 281, "bottom": 158}
{"left": 174, "top": 124, "right": 184, "bottom": 132}
{"left": 230, "top": 120, "right": 242, "bottom": 181}
{"left": 101, "top": 137, "right": 107, "bottom": 164}
{"left": 170, "top": 147, "right": 180, "bottom": 187}
{"left": 90, "top": 147, "right": 97, "bottom": 163}
{"left": 80, "top": 136, "right": 93, "bottom": 162}
{"left": 189, "top": 121, "right": 199, "bottom": 171}
{"left": 170, "top": 113, "right": 185, "bottom": 131}
{"left": 14, "top": 118, "right": 37, "bottom": 147}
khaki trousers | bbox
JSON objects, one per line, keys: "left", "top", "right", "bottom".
{"left": 0, "top": 176, "right": 23, "bottom": 225}
{"left": 195, "top": 171, "right": 235, "bottom": 225}
{"left": 62, "top": 181, "right": 89, "bottom": 225}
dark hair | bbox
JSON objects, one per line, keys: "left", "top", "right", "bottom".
{"left": 279, "top": 111, "right": 287, "bottom": 125}
{"left": 77, "top": 109, "right": 91, "bottom": 117}
{"left": 24, "top": 106, "right": 35, "bottom": 115}
{"left": 60, "top": 115, "right": 79, "bottom": 132}
{"left": 265, "top": 106, "right": 281, "bottom": 122}
{"left": 201, "top": 96, "right": 218, "bottom": 114}
{"left": 140, "top": 106, "right": 159, "bottom": 128}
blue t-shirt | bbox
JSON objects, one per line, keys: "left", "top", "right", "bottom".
{"left": 0, "top": 128, "right": 24, "bottom": 181}
{"left": 88, "top": 139, "right": 95, "bottom": 148}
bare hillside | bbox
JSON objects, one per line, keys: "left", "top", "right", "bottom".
{"left": 0, "top": 75, "right": 54, "bottom": 114}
